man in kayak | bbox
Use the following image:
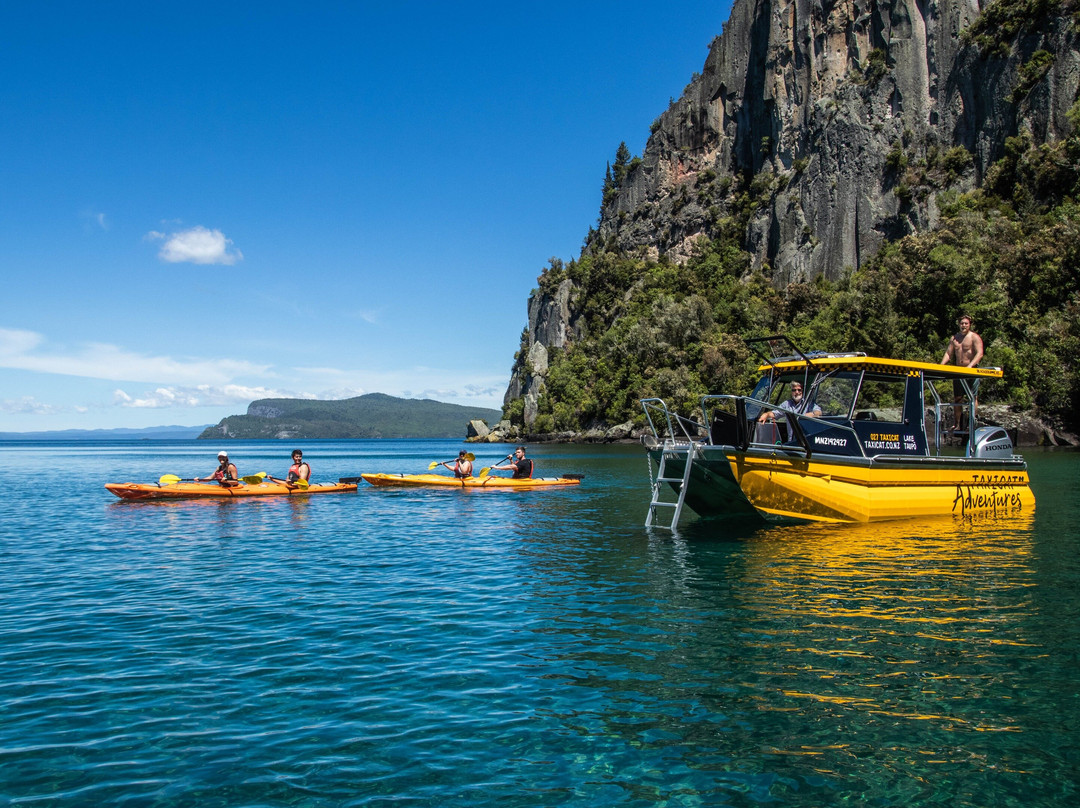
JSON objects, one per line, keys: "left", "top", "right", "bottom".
{"left": 439, "top": 450, "right": 473, "bottom": 478}
{"left": 196, "top": 451, "right": 239, "bottom": 486}
{"left": 287, "top": 449, "right": 311, "bottom": 483}
{"left": 492, "top": 446, "right": 533, "bottom": 479}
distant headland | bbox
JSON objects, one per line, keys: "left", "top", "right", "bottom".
{"left": 198, "top": 393, "right": 501, "bottom": 440}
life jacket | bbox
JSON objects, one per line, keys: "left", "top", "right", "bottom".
{"left": 453, "top": 459, "right": 472, "bottom": 479}
{"left": 287, "top": 462, "right": 310, "bottom": 482}
{"left": 512, "top": 458, "right": 533, "bottom": 479}
{"left": 212, "top": 462, "right": 236, "bottom": 481}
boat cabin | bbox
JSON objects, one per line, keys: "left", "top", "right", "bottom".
{"left": 705, "top": 335, "right": 1011, "bottom": 460}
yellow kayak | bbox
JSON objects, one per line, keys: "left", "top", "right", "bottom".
{"left": 106, "top": 480, "right": 358, "bottom": 500}
{"left": 356, "top": 473, "right": 582, "bottom": 490}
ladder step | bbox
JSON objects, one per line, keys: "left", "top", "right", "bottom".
{"left": 649, "top": 502, "right": 677, "bottom": 509}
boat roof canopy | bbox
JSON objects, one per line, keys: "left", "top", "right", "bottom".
{"left": 746, "top": 335, "right": 1002, "bottom": 380}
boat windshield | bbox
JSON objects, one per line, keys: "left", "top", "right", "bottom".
{"left": 811, "top": 373, "right": 859, "bottom": 419}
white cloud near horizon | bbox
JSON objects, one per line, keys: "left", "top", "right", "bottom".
{"left": 0, "top": 327, "right": 269, "bottom": 384}
{"left": 147, "top": 225, "right": 243, "bottom": 265}
{"left": 0, "top": 395, "right": 61, "bottom": 415}
{"left": 113, "top": 384, "right": 316, "bottom": 409}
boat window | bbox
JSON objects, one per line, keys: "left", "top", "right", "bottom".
{"left": 811, "top": 373, "right": 858, "bottom": 418}
{"left": 749, "top": 376, "right": 772, "bottom": 402}
{"left": 766, "top": 375, "right": 813, "bottom": 404}
{"left": 854, "top": 376, "right": 906, "bottom": 422}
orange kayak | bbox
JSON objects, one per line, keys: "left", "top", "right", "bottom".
{"left": 105, "top": 480, "right": 358, "bottom": 500}
{"left": 357, "top": 473, "right": 582, "bottom": 490}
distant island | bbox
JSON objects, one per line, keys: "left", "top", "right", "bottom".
{"left": 0, "top": 425, "right": 209, "bottom": 441}
{"left": 199, "top": 393, "right": 502, "bottom": 440}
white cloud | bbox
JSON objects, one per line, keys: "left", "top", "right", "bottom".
{"left": 0, "top": 327, "right": 268, "bottom": 384}
{"left": 402, "top": 385, "right": 504, "bottom": 402}
{"left": 316, "top": 386, "right": 369, "bottom": 400}
{"left": 148, "top": 225, "right": 243, "bottom": 265}
{"left": 0, "top": 395, "right": 60, "bottom": 415}
{"left": 113, "top": 384, "right": 316, "bottom": 409}
{"left": 81, "top": 209, "right": 109, "bottom": 231}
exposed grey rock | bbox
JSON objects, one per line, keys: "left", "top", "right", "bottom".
{"left": 604, "top": 421, "right": 636, "bottom": 441}
{"left": 466, "top": 419, "right": 491, "bottom": 439}
{"left": 595, "top": 0, "right": 1078, "bottom": 282}
{"left": 248, "top": 404, "right": 285, "bottom": 418}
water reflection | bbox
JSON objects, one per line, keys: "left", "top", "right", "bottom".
{"left": 529, "top": 512, "right": 1044, "bottom": 803}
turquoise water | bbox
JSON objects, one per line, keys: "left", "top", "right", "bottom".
{"left": 1, "top": 439, "right": 1077, "bottom": 806}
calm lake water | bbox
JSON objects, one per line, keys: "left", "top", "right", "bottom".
{"left": 1, "top": 439, "right": 1077, "bottom": 807}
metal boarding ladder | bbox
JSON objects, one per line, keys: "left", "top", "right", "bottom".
{"left": 646, "top": 439, "right": 698, "bottom": 530}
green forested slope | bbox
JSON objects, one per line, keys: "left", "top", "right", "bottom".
{"left": 199, "top": 394, "right": 501, "bottom": 440}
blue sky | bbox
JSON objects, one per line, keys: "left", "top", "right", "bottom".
{"left": 1, "top": 1, "right": 731, "bottom": 432}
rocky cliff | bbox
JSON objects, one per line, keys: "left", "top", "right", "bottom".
{"left": 500, "top": 0, "right": 1079, "bottom": 439}
{"left": 595, "top": 0, "right": 1078, "bottom": 282}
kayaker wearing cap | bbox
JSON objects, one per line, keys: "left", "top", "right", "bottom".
{"left": 440, "top": 450, "right": 473, "bottom": 479}
{"left": 286, "top": 449, "right": 311, "bottom": 483}
{"left": 196, "top": 451, "right": 239, "bottom": 486}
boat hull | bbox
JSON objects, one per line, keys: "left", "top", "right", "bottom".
{"left": 649, "top": 445, "right": 1034, "bottom": 523}
{"left": 360, "top": 473, "right": 580, "bottom": 490}
{"left": 105, "top": 481, "right": 358, "bottom": 500}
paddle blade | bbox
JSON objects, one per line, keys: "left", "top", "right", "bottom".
{"left": 478, "top": 467, "right": 491, "bottom": 478}
{"left": 428, "top": 461, "right": 440, "bottom": 470}
{"left": 241, "top": 473, "right": 268, "bottom": 485}
{"left": 465, "top": 452, "right": 475, "bottom": 461}
{"left": 158, "top": 474, "right": 181, "bottom": 485}
{"left": 293, "top": 478, "right": 309, "bottom": 489}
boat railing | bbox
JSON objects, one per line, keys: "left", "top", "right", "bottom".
{"left": 641, "top": 398, "right": 707, "bottom": 446}
{"left": 701, "top": 394, "right": 869, "bottom": 459}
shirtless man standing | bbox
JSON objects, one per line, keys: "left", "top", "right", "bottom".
{"left": 941, "top": 313, "right": 984, "bottom": 431}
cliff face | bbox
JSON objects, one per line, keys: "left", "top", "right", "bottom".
{"left": 503, "top": 0, "right": 1079, "bottom": 426}
{"left": 597, "top": 0, "right": 1078, "bottom": 283}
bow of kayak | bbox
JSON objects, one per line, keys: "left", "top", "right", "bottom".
{"left": 358, "top": 473, "right": 581, "bottom": 489}
{"left": 105, "top": 480, "right": 358, "bottom": 500}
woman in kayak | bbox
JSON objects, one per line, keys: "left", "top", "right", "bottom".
{"left": 439, "top": 450, "right": 473, "bottom": 479}
{"left": 196, "top": 451, "right": 239, "bottom": 486}
{"left": 287, "top": 449, "right": 311, "bottom": 483}
{"left": 492, "top": 446, "right": 533, "bottom": 479}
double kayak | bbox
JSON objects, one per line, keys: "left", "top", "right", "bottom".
{"left": 355, "top": 473, "right": 582, "bottom": 490}
{"left": 105, "top": 480, "right": 358, "bottom": 500}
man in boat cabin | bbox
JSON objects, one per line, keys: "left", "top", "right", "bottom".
{"left": 196, "top": 451, "right": 239, "bottom": 486}
{"left": 941, "top": 313, "right": 984, "bottom": 429}
{"left": 287, "top": 449, "right": 311, "bottom": 483}
{"left": 493, "top": 446, "right": 533, "bottom": 479}
{"left": 757, "top": 381, "right": 821, "bottom": 423}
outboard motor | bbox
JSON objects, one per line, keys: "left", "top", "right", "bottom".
{"left": 973, "top": 426, "right": 1015, "bottom": 458}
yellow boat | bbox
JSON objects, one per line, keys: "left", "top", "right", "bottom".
{"left": 642, "top": 335, "right": 1034, "bottom": 528}
{"left": 356, "top": 473, "right": 582, "bottom": 490}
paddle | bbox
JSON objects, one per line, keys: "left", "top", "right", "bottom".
{"left": 241, "top": 473, "right": 268, "bottom": 485}
{"left": 478, "top": 454, "right": 513, "bottom": 478}
{"left": 266, "top": 474, "right": 310, "bottom": 489}
{"left": 158, "top": 474, "right": 196, "bottom": 485}
{"left": 427, "top": 452, "right": 475, "bottom": 470}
